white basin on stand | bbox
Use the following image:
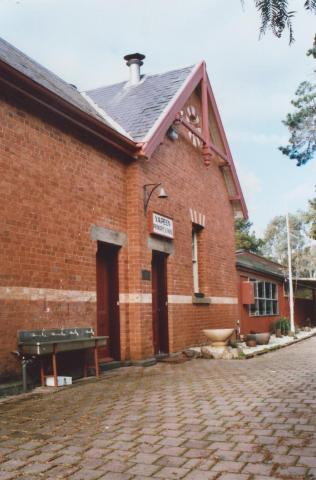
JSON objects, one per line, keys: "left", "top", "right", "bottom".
{"left": 202, "top": 328, "right": 234, "bottom": 346}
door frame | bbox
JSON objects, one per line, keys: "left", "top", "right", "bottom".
{"left": 152, "top": 250, "right": 169, "bottom": 355}
{"left": 96, "top": 241, "right": 121, "bottom": 361}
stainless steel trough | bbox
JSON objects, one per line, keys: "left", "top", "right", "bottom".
{"left": 18, "top": 327, "right": 108, "bottom": 388}
{"left": 18, "top": 327, "right": 107, "bottom": 355}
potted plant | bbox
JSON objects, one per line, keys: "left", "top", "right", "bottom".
{"left": 246, "top": 337, "right": 257, "bottom": 347}
{"left": 280, "top": 317, "right": 290, "bottom": 336}
{"left": 284, "top": 319, "right": 290, "bottom": 336}
{"left": 274, "top": 320, "right": 282, "bottom": 338}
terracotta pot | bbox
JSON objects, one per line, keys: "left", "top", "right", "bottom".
{"left": 275, "top": 329, "right": 282, "bottom": 338}
{"left": 255, "top": 332, "right": 271, "bottom": 345}
{"left": 246, "top": 339, "right": 257, "bottom": 347}
{"left": 246, "top": 333, "right": 256, "bottom": 342}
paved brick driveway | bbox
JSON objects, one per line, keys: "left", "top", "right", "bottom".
{"left": 1, "top": 337, "right": 316, "bottom": 480}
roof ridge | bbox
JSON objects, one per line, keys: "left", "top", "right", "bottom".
{"left": 86, "top": 64, "right": 195, "bottom": 94}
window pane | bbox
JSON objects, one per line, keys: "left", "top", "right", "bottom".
{"left": 259, "top": 299, "right": 265, "bottom": 315}
{"left": 273, "top": 300, "right": 278, "bottom": 314}
{"left": 192, "top": 231, "right": 199, "bottom": 293}
{"left": 265, "top": 282, "right": 271, "bottom": 298}
{"left": 248, "top": 280, "right": 278, "bottom": 316}
{"left": 192, "top": 232, "right": 196, "bottom": 260}
{"left": 266, "top": 300, "right": 272, "bottom": 315}
{"left": 250, "top": 300, "right": 259, "bottom": 316}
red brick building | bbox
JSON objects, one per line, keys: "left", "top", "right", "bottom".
{"left": 236, "top": 250, "right": 316, "bottom": 334}
{"left": 0, "top": 39, "right": 247, "bottom": 378}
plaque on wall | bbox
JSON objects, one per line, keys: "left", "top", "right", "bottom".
{"left": 149, "top": 211, "right": 174, "bottom": 239}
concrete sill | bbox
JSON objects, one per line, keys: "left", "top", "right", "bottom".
{"left": 192, "top": 294, "right": 211, "bottom": 304}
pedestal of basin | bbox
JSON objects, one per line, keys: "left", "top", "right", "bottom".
{"left": 202, "top": 328, "right": 235, "bottom": 346}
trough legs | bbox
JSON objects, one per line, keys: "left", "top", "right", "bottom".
{"left": 94, "top": 340, "right": 99, "bottom": 378}
{"left": 40, "top": 342, "right": 100, "bottom": 388}
{"left": 52, "top": 345, "right": 58, "bottom": 387}
{"left": 40, "top": 357, "right": 45, "bottom": 387}
{"left": 21, "top": 357, "right": 28, "bottom": 393}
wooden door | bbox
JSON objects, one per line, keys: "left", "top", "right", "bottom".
{"left": 96, "top": 242, "right": 120, "bottom": 361}
{"left": 152, "top": 251, "right": 169, "bottom": 355}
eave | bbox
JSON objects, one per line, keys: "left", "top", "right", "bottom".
{"left": 236, "top": 263, "right": 285, "bottom": 281}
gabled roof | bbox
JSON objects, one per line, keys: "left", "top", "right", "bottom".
{"left": 236, "top": 250, "right": 285, "bottom": 279}
{"left": 86, "top": 61, "right": 247, "bottom": 218}
{"left": 0, "top": 37, "right": 106, "bottom": 124}
{"left": 0, "top": 36, "right": 247, "bottom": 218}
{"left": 86, "top": 66, "right": 193, "bottom": 141}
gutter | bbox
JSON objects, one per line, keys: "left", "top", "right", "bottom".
{"left": 0, "top": 59, "right": 138, "bottom": 159}
{"left": 236, "top": 263, "right": 285, "bottom": 281}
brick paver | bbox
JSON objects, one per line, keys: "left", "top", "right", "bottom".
{"left": 1, "top": 337, "right": 316, "bottom": 479}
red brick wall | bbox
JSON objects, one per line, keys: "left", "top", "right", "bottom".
{"left": 1, "top": 83, "right": 240, "bottom": 377}
{"left": 237, "top": 270, "right": 316, "bottom": 333}
{"left": 237, "top": 272, "right": 287, "bottom": 334}
{"left": 0, "top": 88, "right": 130, "bottom": 377}
{"left": 131, "top": 90, "right": 239, "bottom": 356}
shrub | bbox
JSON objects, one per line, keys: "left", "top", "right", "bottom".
{"left": 280, "top": 317, "right": 290, "bottom": 335}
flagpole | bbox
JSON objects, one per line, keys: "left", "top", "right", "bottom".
{"left": 286, "top": 212, "right": 295, "bottom": 334}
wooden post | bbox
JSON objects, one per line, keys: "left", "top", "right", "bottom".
{"left": 52, "top": 345, "right": 58, "bottom": 387}
{"left": 94, "top": 340, "right": 99, "bottom": 378}
{"left": 40, "top": 357, "right": 45, "bottom": 386}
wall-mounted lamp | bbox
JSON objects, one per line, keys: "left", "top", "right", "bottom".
{"left": 167, "top": 126, "right": 179, "bottom": 141}
{"left": 143, "top": 183, "right": 168, "bottom": 214}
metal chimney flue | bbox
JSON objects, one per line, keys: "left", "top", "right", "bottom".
{"left": 124, "top": 53, "right": 145, "bottom": 85}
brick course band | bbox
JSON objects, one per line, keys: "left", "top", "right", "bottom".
{"left": 0, "top": 287, "right": 96, "bottom": 302}
{"left": 119, "top": 293, "right": 152, "bottom": 304}
{"left": 0, "top": 288, "right": 238, "bottom": 305}
{"left": 168, "top": 295, "right": 238, "bottom": 304}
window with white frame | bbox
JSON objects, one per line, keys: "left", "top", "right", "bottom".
{"left": 249, "top": 279, "right": 278, "bottom": 316}
{"left": 192, "top": 229, "right": 199, "bottom": 293}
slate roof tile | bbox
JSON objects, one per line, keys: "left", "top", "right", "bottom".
{"left": 1, "top": 36, "right": 194, "bottom": 144}
{"left": 86, "top": 65, "right": 194, "bottom": 141}
{"left": 236, "top": 251, "right": 285, "bottom": 278}
{"left": 0, "top": 36, "right": 107, "bottom": 124}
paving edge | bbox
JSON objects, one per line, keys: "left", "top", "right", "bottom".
{"left": 242, "top": 331, "right": 316, "bottom": 359}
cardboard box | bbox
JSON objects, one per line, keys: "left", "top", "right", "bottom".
{"left": 45, "top": 376, "right": 72, "bottom": 387}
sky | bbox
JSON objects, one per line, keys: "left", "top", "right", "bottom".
{"left": 1, "top": 0, "right": 315, "bottom": 236}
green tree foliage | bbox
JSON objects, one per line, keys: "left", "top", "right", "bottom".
{"left": 305, "top": 197, "right": 316, "bottom": 238}
{"left": 262, "top": 212, "right": 316, "bottom": 277}
{"left": 279, "top": 81, "right": 316, "bottom": 165}
{"left": 251, "top": 1, "right": 316, "bottom": 44}
{"left": 235, "top": 218, "right": 264, "bottom": 253}
{"left": 307, "top": 34, "right": 316, "bottom": 58}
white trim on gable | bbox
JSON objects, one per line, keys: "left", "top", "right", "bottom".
{"left": 141, "top": 62, "right": 202, "bottom": 144}
{"left": 81, "top": 91, "right": 133, "bottom": 140}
